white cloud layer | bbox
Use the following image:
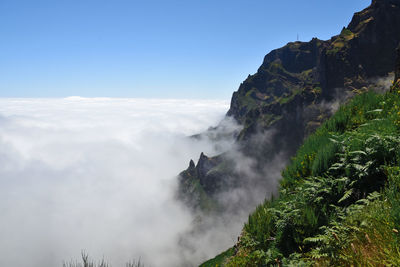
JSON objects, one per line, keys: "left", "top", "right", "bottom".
{"left": 0, "top": 97, "right": 232, "bottom": 267}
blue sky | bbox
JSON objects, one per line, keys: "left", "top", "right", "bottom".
{"left": 0, "top": 0, "right": 370, "bottom": 98}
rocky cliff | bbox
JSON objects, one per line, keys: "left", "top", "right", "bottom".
{"left": 229, "top": 0, "right": 400, "bottom": 135}
{"left": 178, "top": 0, "right": 400, "bottom": 213}
{"left": 204, "top": 52, "right": 400, "bottom": 267}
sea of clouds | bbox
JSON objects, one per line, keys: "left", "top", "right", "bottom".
{"left": 0, "top": 97, "right": 240, "bottom": 267}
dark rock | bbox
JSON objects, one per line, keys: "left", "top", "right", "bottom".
{"left": 188, "top": 159, "right": 195, "bottom": 170}
{"left": 178, "top": 152, "right": 227, "bottom": 211}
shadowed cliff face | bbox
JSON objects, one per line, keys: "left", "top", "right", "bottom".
{"left": 178, "top": 0, "right": 400, "bottom": 215}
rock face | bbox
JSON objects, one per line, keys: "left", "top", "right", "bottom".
{"left": 228, "top": 0, "right": 400, "bottom": 134}
{"left": 177, "top": 153, "right": 230, "bottom": 211}
{"left": 178, "top": 0, "right": 400, "bottom": 212}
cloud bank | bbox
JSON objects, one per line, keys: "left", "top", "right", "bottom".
{"left": 0, "top": 97, "right": 232, "bottom": 267}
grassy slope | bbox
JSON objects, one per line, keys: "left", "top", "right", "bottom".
{"left": 204, "top": 81, "right": 400, "bottom": 266}
{"left": 200, "top": 248, "right": 235, "bottom": 267}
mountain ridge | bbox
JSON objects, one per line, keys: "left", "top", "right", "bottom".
{"left": 178, "top": 0, "right": 400, "bottom": 217}
{"left": 200, "top": 12, "right": 400, "bottom": 264}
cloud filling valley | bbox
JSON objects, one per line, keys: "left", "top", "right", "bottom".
{"left": 0, "top": 97, "right": 237, "bottom": 267}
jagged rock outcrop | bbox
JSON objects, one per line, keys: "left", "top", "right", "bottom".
{"left": 190, "top": 153, "right": 222, "bottom": 195}
{"left": 178, "top": 0, "right": 400, "bottom": 212}
{"left": 178, "top": 153, "right": 235, "bottom": 212}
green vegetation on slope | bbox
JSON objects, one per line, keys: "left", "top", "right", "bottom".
{"left": 209, "top": 81, "right": 400, "bottom": 266}
{"left": 200, "top": 248, "right": 235, "bottom": 267}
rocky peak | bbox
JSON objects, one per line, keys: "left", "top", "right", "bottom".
{"left": 197, "top": 152, "right": 212, "bottom": 178}
{"left": 260, "top": 38, "right": 321, "bottom": 74}
{"left": 371, "top": 0, "right": 399, "bottom": 7}
{"left": 188, "top": 159, "right": 195, "bottom": 170}
{"left": 348, "top": 0, "right": 400, "bottom": 35}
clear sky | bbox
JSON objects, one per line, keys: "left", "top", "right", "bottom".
{"left": 0, "top": 0, "right": 370, "bottom": 98}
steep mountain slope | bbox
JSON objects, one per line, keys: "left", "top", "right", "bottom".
{"left": 202, "top": 46, "right": 400, "bottom": 266}
{"left": 178, "top": 0, "right": 400, "bottom": 214}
